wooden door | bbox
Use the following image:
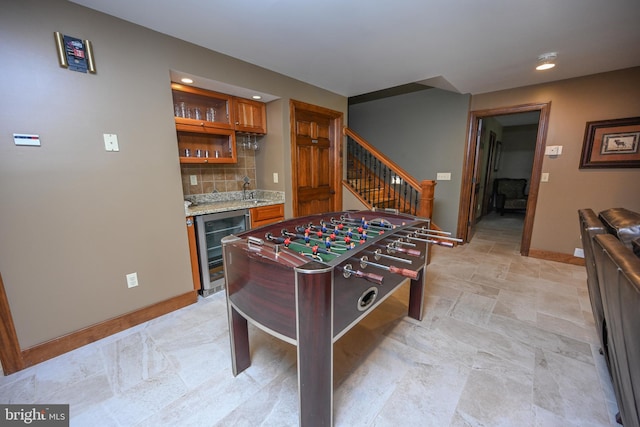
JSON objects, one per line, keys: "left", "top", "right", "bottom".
{"left": 290, "top": 100, "right": 342, "bottom": 217}
{"left": 480, "top": 131, "right": 497, "bottom": 216}
{"left": 466, "top": 119, "right": 483, "bottom": 240}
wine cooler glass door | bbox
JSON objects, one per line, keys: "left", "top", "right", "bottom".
{"left": 196, "top": 210, "right": 248, "bottom": 296}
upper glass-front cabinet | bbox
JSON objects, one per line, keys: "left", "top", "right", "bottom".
{"left": 171, "top": 83, "right": 233, "bottom": 131}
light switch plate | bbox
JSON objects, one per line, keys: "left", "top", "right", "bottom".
{"left": 126, "top": 272, "right": 138, "bottom": 288}
{"left": 103, "top": 133, "right": 119, "bottom": 151}
{"left": 541, "top": 173, "right": 549, "bottom": 182}
{"left": 436, "top": 172, "right": 451, "bottom": 180}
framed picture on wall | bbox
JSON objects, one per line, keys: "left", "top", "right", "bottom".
{"left": 579, "top": 116, "right": 640, "bottom": 168}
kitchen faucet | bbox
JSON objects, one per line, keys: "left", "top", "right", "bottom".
{"left": 242, "top": 181, "right": 250, "bottom": 200}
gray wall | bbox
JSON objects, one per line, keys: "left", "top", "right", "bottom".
{"left": 348, "top": 89, "right": 471, "bottom": 233}
{"left": 0, "top": 0, "right": 346, "bottom": 349}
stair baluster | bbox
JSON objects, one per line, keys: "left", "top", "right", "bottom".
{"left": 343, "top": 127, "right": 435, "bottom": 220}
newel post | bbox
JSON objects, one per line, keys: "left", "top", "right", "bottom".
{"left": 418, "top": 180, "right": 436, "bottom": 219}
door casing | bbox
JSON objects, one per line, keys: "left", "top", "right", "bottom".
{"left": 457, "top": 102, "right": 551, "bottom": 255}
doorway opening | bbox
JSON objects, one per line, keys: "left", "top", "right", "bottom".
{"left": 457, "top": 102, "right": 551, "bottom": 255}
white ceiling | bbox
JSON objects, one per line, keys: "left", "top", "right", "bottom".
{"left": 71, "top": 0, "right": 640, "bottom": 97}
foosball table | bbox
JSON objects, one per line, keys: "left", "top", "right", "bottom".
{"left": 221, "top": 210, "right": 458, "bottom": 426}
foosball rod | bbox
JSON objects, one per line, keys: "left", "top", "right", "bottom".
{"left": 405, "top": 233, "right": 462, "bottom": 242}
{"left": 357, "top": 256, "right": 419, "bottom": 280}
{"left": 401, "top": 234, "right": 462, "bottom": 247}
{"left": 335, "top": 215, "right": 397, "bottom": 227}
{"left": 405, "top": 226, "right": 453, "bottom": 235}
{"left": 265, "top": 233, "right": 335, "bottom": 255}
{"left": 365, "top": 249, "right": 413, "bottom": 264}
{"left": 339, "top": 264, "right": 384, "bottom": 285}
{"left": 281, "top": 231, "right": 349, "bottom": 251}
{"left": 295, "top": 225, "right": 367, "bottom": 242}
{"left": 375, "top": 241, "right": 421, "bottom": 257}
{"left": 331, "top": 217, "right": 394, "bottom": 232}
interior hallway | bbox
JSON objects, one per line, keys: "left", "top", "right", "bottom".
{"left": 0, "top": 212, "right": 619, "bottom": 426}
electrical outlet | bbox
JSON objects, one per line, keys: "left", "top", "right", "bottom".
{"left": 574, "top": 248, "right": 585, "bottom": 258}
{"left": 190, "top": 175, "right": 198, "bottom": 185}
{"left": 126, "top": 272, "right": 139, "bottom": 288}
{"left": 273, "top": 172, "right": 279, "bottom": 183}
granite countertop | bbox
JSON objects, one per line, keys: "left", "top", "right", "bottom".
{"left": 184, "top": 190, "right": 284, "bottom": 217}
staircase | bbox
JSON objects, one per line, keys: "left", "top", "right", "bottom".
{"left": 344, "top": 127, "right": 436, "bottom": 220}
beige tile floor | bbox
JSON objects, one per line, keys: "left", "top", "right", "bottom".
{"left": 0, "top": 213, "right": 619, "bottom": 426}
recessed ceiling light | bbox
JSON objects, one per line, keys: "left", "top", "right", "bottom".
{"left": 252, "top": 95, "right": 262, "bottom": 100}
{"left": 536, "top": 53, "right": 557, "bottom": 71}
{"left": 181, "top": 78, "right": 194, "bottom": 84}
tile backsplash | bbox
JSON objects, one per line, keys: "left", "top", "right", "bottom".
{"left": 181, "top": 144, "right": 257, "bottom": 195}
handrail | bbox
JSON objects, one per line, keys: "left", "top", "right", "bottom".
{"left": 343, "top": 127, "right": 436, "bottom": 220}
{"left": 344, "top": 128, "right": 421, "bottom": 190}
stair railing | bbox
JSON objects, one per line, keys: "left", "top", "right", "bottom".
{"left": 344, "top": 127, "right": 436, "bottom": 220}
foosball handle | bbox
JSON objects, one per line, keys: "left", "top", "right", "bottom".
{"left": 388, "top": 265, "right": 419, "bottom": 280}
{"left": 394, "top": 247, "right": 421, "bottom": 257}
{"left": 352, "top": 270, "right": 384, "bottom": 285}
{"left": 432, "top": 240, "right": 454, "bottom": 248}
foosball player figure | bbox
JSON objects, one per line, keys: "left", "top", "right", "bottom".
{"left": 284, "top": 237, "right": 291, "bottom": 247}
{"left": 321, "top": 222, "right": 328, "bottom": 233}
{"left": 312, "top": 244, "right": 319, "bottom": 256}
{"left": 325, "top": 237, "right": 332, "bottom": 251}
{"left": 346, "top": 228, "right": 353, "bottom": 238}
{"left": 304, "top": 232, "right": 311, "bottom": 245}
{"left": 347, "top": 242, "right": 356, "bottom": 250}
{"left": 329, "top": 232, "right": 337, "bottom": 241}
{"left": 317, "top": 230, "right": 323, "bottom": 238}
{"left": 344, "top": 236, "right": 351, "bottom": 245}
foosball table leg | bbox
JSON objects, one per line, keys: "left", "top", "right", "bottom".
{"left": 408, "top": 271, "right": 425, "bottom": 321}
{"left": 295, "top": 264, "right": 334, "bottom": 427}
{"left": 229, "top": 305, "right": 251, "bottom": 376}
